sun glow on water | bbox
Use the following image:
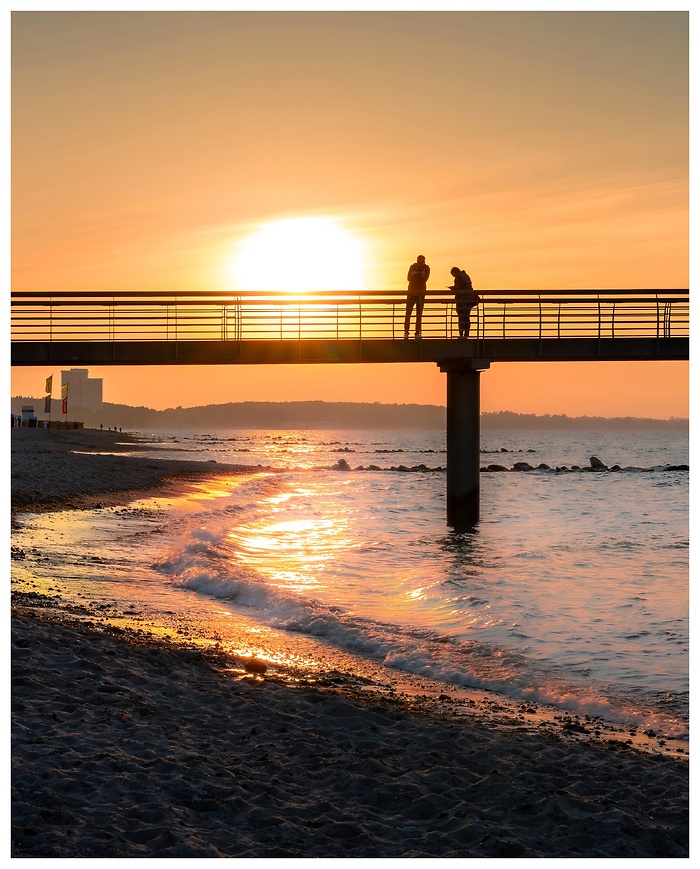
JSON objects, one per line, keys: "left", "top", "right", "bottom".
{"left": 230, "top": 216, "right": 367, "bottom": 293}
{"left": 227, "top": 487, "right": 353, "bottom": 595}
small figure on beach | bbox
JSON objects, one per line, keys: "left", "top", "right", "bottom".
{"left": 404, "top": 255, "right": 430, "bottom": 339}
{"left": 449, "top": 267, "right": 479, "bottom": 338}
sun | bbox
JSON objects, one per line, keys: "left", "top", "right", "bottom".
{"left": 230, "top": 216, "right": 367, "bottom": 293}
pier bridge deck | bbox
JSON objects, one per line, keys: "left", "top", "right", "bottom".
{"left": 10, "top": 288, "right": 689, "bottom": 366}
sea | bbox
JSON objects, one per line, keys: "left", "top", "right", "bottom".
{"left": 12, "top": 427, "right": 689, "bottom": 749}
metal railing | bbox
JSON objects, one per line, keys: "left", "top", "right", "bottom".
{"left": 10, "top": 288, "right": 689, "bottom": 344}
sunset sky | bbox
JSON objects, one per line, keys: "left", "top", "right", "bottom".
{"left": 10, "top": 8, "right": 689, "bottom": 418}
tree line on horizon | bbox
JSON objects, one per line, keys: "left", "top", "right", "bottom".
{"left": 11, "top": 397, "right": 688, "bottom": 431}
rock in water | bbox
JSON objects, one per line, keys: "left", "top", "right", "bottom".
{"left": 590, "top": 456, "right": 607, "bottom": 470}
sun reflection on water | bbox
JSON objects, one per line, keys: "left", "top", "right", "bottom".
{"left": 229, "top": 504, "right": 350, "bottom": 595}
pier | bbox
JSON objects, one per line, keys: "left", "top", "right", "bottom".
{"left": 11, "top": 288, "right": 689, "bottom": 527}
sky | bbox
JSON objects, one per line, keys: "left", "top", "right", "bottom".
{"left": 9, "top": 6, "right": 689, "bottom": 417}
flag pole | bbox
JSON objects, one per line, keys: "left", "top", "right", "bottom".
{"left": 61, "top": 382, "right": 68, "bottom": 428}
{"left": 44, "top": 373, "right": 53, "bottom": 431}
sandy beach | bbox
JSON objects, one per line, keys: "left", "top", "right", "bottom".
{"left": 10, "top": 427, "right": 689, "bottom": 858}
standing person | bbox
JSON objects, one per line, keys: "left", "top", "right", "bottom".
{"left": 404, "top": 255, "right": 430, "bottom": 339}
{"left": 449, "top": 267, "right": 479, "bottom": 338}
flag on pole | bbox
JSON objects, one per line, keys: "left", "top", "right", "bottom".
{"left": 61, "top": 384, "right": 68, "bottom": 399}
{"left": 44, "top": 395, "right": 51, "bottom": 414}
{"left": 62, "top": 398, "right": 68, "bottom": 415}
{"left": 45, "top": 375, "right": 53, "bottom": 394}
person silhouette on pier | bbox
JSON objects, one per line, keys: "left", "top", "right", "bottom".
{"left": 404, "top": 255, "right": 430, "bottom": 339}
{"left": 449, "top": 267, "right": 479, "bottom": 338}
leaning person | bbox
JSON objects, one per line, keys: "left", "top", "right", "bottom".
{"left": 404, "top": 255, "right": 430, "bottom": 339}
{"left": 449, "top": 267, "right": 479, "bottom": 338}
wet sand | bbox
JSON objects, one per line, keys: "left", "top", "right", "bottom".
{"left": 10, "top": 426, "right": 253, "bottom": 517}
{"left": 10, "top": 427, "right": 689, "bottom": 858}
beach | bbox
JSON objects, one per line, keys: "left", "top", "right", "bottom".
{"left": 10, "top": 426, "right": 254, "bottom": 517}
{"left": 10, "top": 427, "right": 689, "bottom": 858}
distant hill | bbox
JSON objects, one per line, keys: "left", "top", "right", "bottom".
{"left": 94, "top": 400, "right": 446, "bottom": 430}
{"left": 11, "top": 397, "right": 688, "bottom": 432}
{"left": 480, "top": 410, "right": 688, "bottom": 432}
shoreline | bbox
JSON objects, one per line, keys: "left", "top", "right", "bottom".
{"left": 10, "top": 426, "right": 259, "bottom": 518}
{"left": 10, "top": 427, "right": 690, "bottom": 858}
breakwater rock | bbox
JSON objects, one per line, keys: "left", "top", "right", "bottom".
{"left": 481, "top": 459, "right": 688, "bottom": 474}
{"left": 330, "top": 454, "right": 688, "bottom": 475}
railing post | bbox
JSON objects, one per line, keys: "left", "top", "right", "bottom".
{"left": 235, "top": 296, "right": 242, "bottom": 343}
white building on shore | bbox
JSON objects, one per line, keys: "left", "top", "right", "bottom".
{"left": 61, "top": 369, "right": 103, "bottom": 416}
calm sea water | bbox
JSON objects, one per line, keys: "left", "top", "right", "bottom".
{"left": 12, "top": 427, "right": 688, "bottom": 742}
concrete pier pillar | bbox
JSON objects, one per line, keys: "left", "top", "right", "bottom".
{"left": 439, "top": 360, "right": 490, "bottom": 528}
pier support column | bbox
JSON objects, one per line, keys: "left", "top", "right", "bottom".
{"left": 439, "top": 359, "right": 490, "bottom": 529}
